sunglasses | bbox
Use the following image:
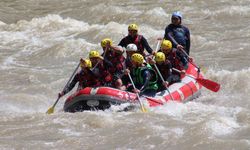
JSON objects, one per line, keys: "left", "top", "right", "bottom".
{"left": 128, "top": 30, "right": 137, "bottom": 33}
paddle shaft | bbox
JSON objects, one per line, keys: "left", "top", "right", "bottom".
{"left": 52, "top": 62, "right": 80, "bottom": 108}
{"left": 91, "top": 46, "right": 108, "bottom": 72}
{"left": 179, "top": 48, "right": 201, "bottom": 71}
{"left": 154, "top": 64, "right": 174, "bottom": 101}
{"left": 153, "top": 40, "right": 174, "bottom": 100}
{"left": 128, "top": 73, "right": 147, "bottom": 112}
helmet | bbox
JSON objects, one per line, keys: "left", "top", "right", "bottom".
{"left": 126, "top": 44, "right": 137, "bottom": 52}
{"left": 155, "top": 52, "right": 166, "bottom": 63}
{"left": 128, "top": 23, "right": 138, "bottom": 31}
{"left": 89, "top": 50, "right": 103, "bottom": 59}
{"left": 101, "top": 38, "right": 113, "bottom": 48}
{"left": 161, "top": 40, "right": 172, "bottom": 50}
{"left": 81, "top": 59, "right": 92, "bottom": 68}
{"left": 131, "top": 53, "right": 144, "bottom": 64}
{"left": 172, "top": 11, "right": 182, "bottom": 19}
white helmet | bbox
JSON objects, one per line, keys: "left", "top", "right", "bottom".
{"left": 126, "top": 44, "right": 137, "bottom": 52}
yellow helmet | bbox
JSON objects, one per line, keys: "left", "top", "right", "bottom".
{"left": 81, "top": 59, "right": 92, "bottom": 68}
{"left": 161, "top": 40, "right": 172, "bottom": 50}
{"left": 128, "top": 23, "right": 138, "bottom": 31}
{"left": 131, "top": 53, "right": 144, "bottom": 64}
{"left": 101, "top": 38, "right": 113, "bottom": 48}
{"left": 155, "top": 52, "right": 166, "bottom": 63}
{"left": 89, "top": 50, "right": 103, "bottom": 59}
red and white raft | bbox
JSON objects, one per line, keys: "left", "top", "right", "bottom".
{"left": 64, "top": 62, "right": 203, "bottom": 112}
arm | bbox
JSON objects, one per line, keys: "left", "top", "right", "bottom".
{"left": 61, "top": 73, "right": 79, "bottom": 95}
{"left": 118, "top": 38, "right": 127, "bottom": 48}
{"left": 141, "top": 36, "right": 153, "bottom": 54}
{"left": 139, "top": 70, "right": 152, "bottom": 91}
{"left": 185, "top": 27, "right": 191, "bottom": 55}
{"left": 176, "top": 50, "right": 189, "bottom": 70}
{"left": 164, "top": 25, "right": 179, "bottom": 48}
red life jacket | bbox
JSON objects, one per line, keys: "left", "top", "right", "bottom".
{"left": 124, "top": 35, "right": 145, "bottom": 55}
{"left": 134, "top": 35, "right": 144, "bottom": 54}
{"left": 167, "top": 51, "right": 184, "bottom": 71}
{"left": 78, "top": 69, "right": 101, "bottom": 89}
{"left": 104, "top": 51, "right": 125, "bottom": 74}
{"left": 96, "top": 62, "right": 113, "bottom": 85}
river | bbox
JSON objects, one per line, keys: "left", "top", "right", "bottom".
{"left": 0, "top": 0, "right": 250, "bottom": 149}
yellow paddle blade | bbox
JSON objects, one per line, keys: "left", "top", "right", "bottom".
{"left": 46, "top": 107, "right": 54, "bottom": 114}
{"left": 141, "top": 106, "right": 148, "bottom": 113}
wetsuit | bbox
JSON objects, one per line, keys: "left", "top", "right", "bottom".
{"left": 164, "top": 24, "right": 190, "bottom": 55}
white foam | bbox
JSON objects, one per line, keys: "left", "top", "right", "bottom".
{"left": 205, "top": 67, "right": 250, "bottom": 94}
{"left": 145, "top": 7, "right": 168, "bottom": 17}
{"left": 201, "top": 5, "right": 250, "bottom": 17}
{"left": 0, "top": 21, "right": 6, "bottom": 26}
{"left": 0, "top": 94, "right": 51, "bottom": 113}
{"left": 152, "top": 101, "right": 188, "bottom": 119}
{"left": 206, "top": 116, "right": 240, "bottom": 136}
{"left": 151, "top": 100, "right": 243, "bottom": 136}
{"left": 58, "top": 128, "right": 82, "bottom": 137}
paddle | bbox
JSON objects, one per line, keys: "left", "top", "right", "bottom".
{"left": 178, "top": 48, "right": 204, "bottom": 73}
{"left": 128, "top": 73, "right": 148, "bottom": 112}
{"left": 153, "top": 40, "right": 174, "bottom": 101}
{"left": 176, "top": 48, "right": 220, "bottom": 92}
{"left": 46, "top": 62, "right": 81, "bottom": 114}
{"left": 172, "top": 68, "right": 220, "bottom": 92}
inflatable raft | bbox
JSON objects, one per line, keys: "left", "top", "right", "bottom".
{"left": 63, "top": 61, "right": 210, "bottom": 112}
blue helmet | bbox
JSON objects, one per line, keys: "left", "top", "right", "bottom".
{"left": 172, "top": 11, "right": 182, "bottom": 20}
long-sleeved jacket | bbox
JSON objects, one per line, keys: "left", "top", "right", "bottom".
{"left": 164, "top": 24, "right": 190, "bottom": 55}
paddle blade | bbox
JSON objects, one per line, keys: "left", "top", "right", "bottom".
{"left": 46, "top": 107, "right": 54, "bottom": 114}
{"left": 197, "top": 78, "right": 220, "bottom": 92}
{"left": 141, "top": 105, "right": 148, "bottom": 113}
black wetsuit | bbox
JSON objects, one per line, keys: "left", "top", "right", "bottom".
{"left": 164, "top": 24, "right": 190, "bottom": 55}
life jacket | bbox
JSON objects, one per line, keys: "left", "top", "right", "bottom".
{"left": 132, "top": 64, "right": 158, "bottom": 91}
{"left": 92, "top": 62, "right": 113, "bottom": 86}
{"left": 156, "top": 60, "right": 172, "bottom": 81}
{"left": 124, "top": 35, "right": 145, "bottom": 55}
{"left": 167, "top": 49, "right": 185, "bottom": 71}
{"left": 104, "top": 51, "right": 125, "bottom": 74}
{"left": 78, "top": 69, "right": 101, "bottom": 89}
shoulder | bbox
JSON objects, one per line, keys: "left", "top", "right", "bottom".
{"left": 181, "top": 25, "right": 190, "bottom": 31}
{"left": 120, "top": 36, "right": 129, "bottom": 42}
{"left": 139, "top": 35, "right": 149, "bottom": 43}
{"left": 165, "top": 24, "right": 174, "bottom": 30}
{"left": 165, "top": 24, "right": 176, "bottom": 34}
{"left": 139, "top": 35, "right": 146, "bottom": 40}
{"left": 119, "top": 36, "right": 129, "bottom": 46}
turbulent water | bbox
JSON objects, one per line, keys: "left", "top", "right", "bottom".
{"left": 0, "top": 0, "right": 250, "bottom": 149}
